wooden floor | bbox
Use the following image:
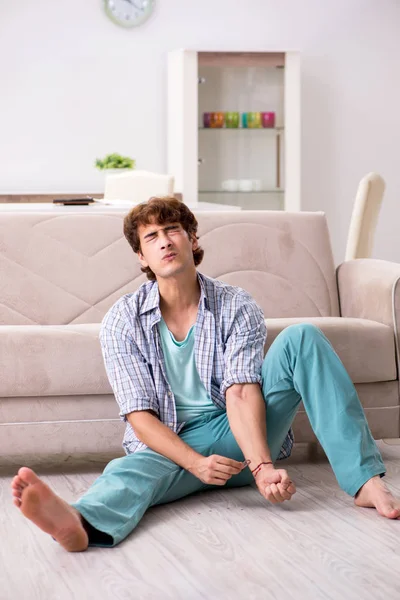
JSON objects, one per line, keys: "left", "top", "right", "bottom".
{"left": 1, "top": 441, "right": 400, "bottom": 600}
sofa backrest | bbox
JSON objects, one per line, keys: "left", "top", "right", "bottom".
{"left": 0, "top": 210, "right": 339, "bottom": 325}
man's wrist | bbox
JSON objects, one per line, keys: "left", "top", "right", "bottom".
{"left": 247, "top": 457, "right": 273, "bottom": 470}
{"left": 249, "top": 461, "right": 275, "bottom": 478}
{"left": 183, "top": 450, "right": 204, "bottom": 472}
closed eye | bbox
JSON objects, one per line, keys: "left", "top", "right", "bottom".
{"left": 145, "top": 225, "right": 181, "bottom": 242}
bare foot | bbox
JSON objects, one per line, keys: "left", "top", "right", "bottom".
{"left": 355, "top": 475, "right": 400, "bottom": 519}
{"left": 11, "top": 467, "right": 88, "bottom": 552}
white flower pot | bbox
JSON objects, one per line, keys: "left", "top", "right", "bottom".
{"left": 103, "top": 168, "right": 134, "bottom": 177}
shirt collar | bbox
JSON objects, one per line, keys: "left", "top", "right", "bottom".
{"left": 139, "top": 271, "right": 209, "bottom": 316}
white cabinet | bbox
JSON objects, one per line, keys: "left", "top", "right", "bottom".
{"left": 167, "top": 50, "right": 301, "bottom": 211}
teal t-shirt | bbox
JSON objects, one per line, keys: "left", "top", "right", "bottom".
{"left": 159, "top": 317, "right": 217, "bottom": 422}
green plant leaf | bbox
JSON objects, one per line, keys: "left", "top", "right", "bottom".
{"left": 95, "top": 153, "right": 135, "bottom": 170}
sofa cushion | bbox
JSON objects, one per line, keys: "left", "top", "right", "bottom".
{"left": 0, "top": 211, "right": 339, "bottom": 326}
{"left": 265, "top": 317, "right": 397, "bottom": 384}
{"left": 0, "top": 324, "right": 110, "bottom": 397}
{"left": 0, "top": 316, "right": 396, "bottom": 398}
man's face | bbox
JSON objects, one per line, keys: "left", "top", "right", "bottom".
{"left": 137, "top": 220, "right": 198, "bottom": 279}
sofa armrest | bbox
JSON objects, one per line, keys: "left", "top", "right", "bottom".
{"left": 337, "top": 259, "right": 400, "bottom": 326}
{"left": 337, "top": 259, "right": 400, "bottom": 379}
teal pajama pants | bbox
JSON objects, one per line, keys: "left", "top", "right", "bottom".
{"left": 72, "top": 324, "right": 386, "bottom": 547}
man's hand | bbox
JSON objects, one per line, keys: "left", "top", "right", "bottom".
{"left": 254, "top": 464, "right": 296, "bottom": 503}
{"left": 188, "top": 455, "right": 244, "bottom": 485}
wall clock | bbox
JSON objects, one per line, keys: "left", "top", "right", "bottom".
{"left": 104, "top": 0, "right": 155, "bottom": 28}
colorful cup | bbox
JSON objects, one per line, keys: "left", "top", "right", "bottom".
{"left": 261, "top": 112, "right": 276, "bottom": 128}
{"left": 242, "top": 113, "right": 248, "bottom": 128}
{"left": 225, "top": 112, "right": 239, "bottom": 128}
{"left": 247, "top": 112, "right": 262, "bottom": 128}
{"left": 210, "top": 112, "right": 224, "bottom": 128}
{"left": 203, "top": 113, "right": 211, "bottom": 128}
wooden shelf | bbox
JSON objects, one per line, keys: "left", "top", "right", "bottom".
{"left": 0, "top": 194, "right": 103, "bottom": 204}
{"left": 198, "top": 52, "right": 285, "bottom": 68}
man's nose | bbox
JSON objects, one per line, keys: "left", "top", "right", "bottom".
{"left": 159, "top": 233, "right": 172, "bottom": 248}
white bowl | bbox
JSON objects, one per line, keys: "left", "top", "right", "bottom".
{"left": 221, "top": 179, "right": 239, "bottom": 192}
{"left": 238, "top": 179, "right": 253, "bottom": 192}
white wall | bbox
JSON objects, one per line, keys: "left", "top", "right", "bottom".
{"left": 1, "top": 0, "right": 400, "bottom": 263}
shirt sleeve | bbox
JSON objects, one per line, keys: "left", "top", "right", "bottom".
{"left": 220, "top": 298, "right": 267, "bottom": 398}
{"left": 99, "top": 307, "right": 159, "bottom": 422}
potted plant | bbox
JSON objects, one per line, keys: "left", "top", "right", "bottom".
{"left": 95, "top": 153, "right": 135, "bottom": 173}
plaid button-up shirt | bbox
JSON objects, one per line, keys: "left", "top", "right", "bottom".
{"left": 100, "top": 272, "right": 294, "bottom": 460}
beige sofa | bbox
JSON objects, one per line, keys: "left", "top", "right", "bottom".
{"left": 0, "top": 210, "right": 399, "bottom": 462}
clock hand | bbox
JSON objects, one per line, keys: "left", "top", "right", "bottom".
{"left": 131, "top": 0, "right": 148, "bottom": 9}
{"left": 122, "top": 0, "right": 147, "bottom": 8}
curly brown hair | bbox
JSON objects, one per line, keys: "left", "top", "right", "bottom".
{"left": 123, "top": 196, "right": 204, "bottom": 281}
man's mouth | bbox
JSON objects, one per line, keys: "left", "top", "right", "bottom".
{"left": 163, "top": 252, "right": 177, "bottom": 261}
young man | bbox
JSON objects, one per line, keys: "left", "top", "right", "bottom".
{"left": 11, "top": 197, "right": 400, "bottom": 552}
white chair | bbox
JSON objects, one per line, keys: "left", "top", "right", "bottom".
{"left": 345, "top": 172, "right": 385, "bottom": 261}
{"left": 104, "top": 170, "right": 175, "bottom": 204}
